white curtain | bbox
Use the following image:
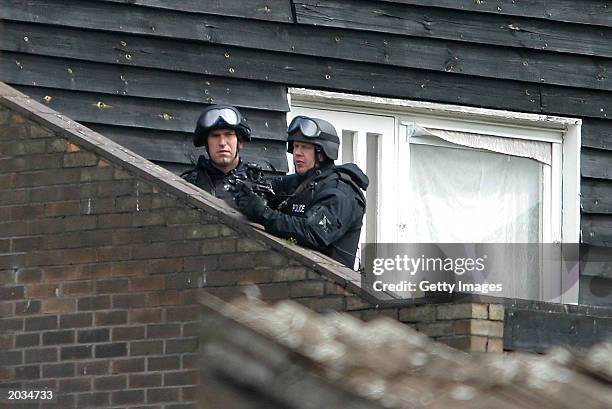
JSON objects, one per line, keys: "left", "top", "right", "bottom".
{"left": 399, "top": 143, "right": 545, "bottom": 299}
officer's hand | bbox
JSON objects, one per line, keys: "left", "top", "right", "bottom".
{"left": 233, "top": 185, "right": 269, "bottom": 224}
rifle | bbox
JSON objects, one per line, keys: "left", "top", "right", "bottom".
{"left": 225, "top": 163, "right": 276, "bottom": 205}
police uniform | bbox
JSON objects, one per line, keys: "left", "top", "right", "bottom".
{"left": 181, "top": 156, "right": 247, "bottom": 206}
{"left": 263, "top": 162, "right": 368, "bottom": 268}
{"left": 233, "top": 115, "right": 369, "bottom": 269}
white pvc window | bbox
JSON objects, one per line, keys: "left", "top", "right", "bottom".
{"left": 288, "top": 88, "right": 581, "bottom": 303}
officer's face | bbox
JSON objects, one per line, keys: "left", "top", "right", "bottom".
{"left": 292, "top": 141, "right": 317, "bottom": 175}
{"left": 208, "top": 129, "right": 243, "bottom": 172}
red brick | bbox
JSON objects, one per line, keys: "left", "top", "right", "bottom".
{"left": 16, "top": 268, "right": 42, "bottom": 284}
{"left": 41, "top": 298, "right": 76, "bottom": 313}
{"left": 166, "top": 306, "right": 200, "bottom": 322}
{"left": 44, "top": 201, "right": 80, "bottom": 217}
{"left": 59, "top": 312, "right": 92, "bottom": 328}
{"left": 62, "top": 247, "right": 98, "bottom": 264}
{"left": 41, "top": 265, "right": 81, "bottom": 282}
{"left": 129, "top": 276, "right": 165, "bottom": 292}
{"left": 129, "top": 373, "right": 162, "bottom": 388}
{"left": 77, "top": 263, "right": 112, "bottom": 279}
{"left": 487, "top": 338, "right": 504, "bottom": 353}
{"left": 110, "top": 260, "right": 146, "bottom": 277}
{"left": 112, "top": 326, "right": 145, "bottom": 341}
{"left": 63, "top": 151, "right": 98, "bottom": 167}
{"left": 129, "top": 308, "right": 162, "bottom": 324}
{"left": 0, "top": 285, "right": 25, "bottom": 300}
{"left": 0, "top": 350, "right": 23, "bottom": 365}
{"left": 147, "top": 324, "right": 180, "bottom": 339}
{"left": 95, "top": 342, "right": 127, "bottom": 358}
{"left": 25, "top": 315, "right": 57, "bottom": 331}
{"left": 77, "top": 295, "right": 111, "bottom": 311}
{"left": 0, "top": 334, "right": 14, "bottom": 349}
{"left": 147, "top": 291, "right": 181, "bottom": 306}
{"left": 42, "top": 362, "right": 74, "bottom": 378}
{"left": 166, "top": 338, "right": 198, "bottom": 354}
{"left": 182, "top": 386, "right": 198, "bottom": 401}
{"left": 0, "top": 366, "right": 14, "bottom": 381}
{"left": 76, "top": 360, "right": 110, "bottom": 376}
{"left": 112, "top": 389, "right": 145, "bottom": 406}
{"left": 96, "top": 246, "right": 131, "bottom": 262}
{"left": 15, "top": 333, "right": 39, "bottom": 348}
{"left": 182, "top": 323, "right": 199, "bottom": 337}
{"left": 95, "top": 311, "right": 127, "bottom": 326}
{"left": 98, "top": 213, "right": 135, "bottom": 228}
{"left": 164, "top": 370, "right": 199, "bottom": 386}
{"left": 164, "top": 272, "right": 204, "bottom": 290}
{"left": 25, "top": 347, "right": 57, "bottom": 363}
{"left": 95, "top": 278, "right": 129, "bottom": 294}
{"left": 112, "top": 293, "right": 147, "bottom": 309}
{"left": 59, "top": 377, "right": 91, "bottom": 393}
{"left": 146, "top": 258, "right": 183, "bottom": 275}
{"left": 27, "top": 283, "right": 60, "bottom": 298}
{"left": 147, "top": 356, "right": 180, "bottom": 371}
{"left": 42, "top": 330, "right": 75, "bottom": 345}
{"left": 130, "top": 340, "right": 163, "bottom": 356}
{"left": 147, "top": 387, "right": 180, "bottom": 403}
{"left": 77, "top": 328, "right": 109, "bottom": 343}
{"left": 12, "top": 236, "right": 44, "bottom": 252}
{"left": 77, "top": 392, "right": 110, "bottom": 408}
{"left": 60, "top": 345, "right": 92, "bottom": 360}
{"left": 14, "top": 365, "right": 40, "bottom": 380}
{"left": 94, "top": 375, "right": 126, "bottom": 391}
{"left": 14, "top": 299, "right": 41, "bottom": 315}
{"left": 111, "top": 358, "right": 145, "bottom": 373}
{"left": 181, "top": 353, "right": 199, "bottom": 369}
{"left": 0, "top": 269, "right": 16, "bottom": 284}
{"left": 62, "top": 281, "right": 94, "bottom": 296}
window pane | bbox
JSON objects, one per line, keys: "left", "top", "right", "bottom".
{"left": 402, "top": 144, "right": 542, "bottom": 243}
{"left": 402, "top": 144, "right": 544, "bottom": 299}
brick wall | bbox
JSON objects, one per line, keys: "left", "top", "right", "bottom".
{"left": 0, "top": 83, "right": 506, "bottom": 407}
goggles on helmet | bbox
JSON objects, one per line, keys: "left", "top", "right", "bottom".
{"left": 202, "top": 107, "right": 240, "bottom": 128}
{"left": 288, "top": 116, "right": 321, "bottom": 138}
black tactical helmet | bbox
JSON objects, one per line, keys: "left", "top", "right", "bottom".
{"left": 194, "top": 104, "right": 251, "bottom": 147}
{"left": 287, "top": 116, "right": 340, "bottom": 160}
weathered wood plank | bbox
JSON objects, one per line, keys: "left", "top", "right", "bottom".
{"left": 377, "top": 0, "right": 612, "bottom": 28}
{"left": 580, "top": 276, "right": 612, "bottom": 306}
{"left": 0, "top": 52, "right": 288, "bottom": 111}
{"left": 0, "top": 22, "right": 542, "bottom": 113}
{"left": 581, "top": 120, "right": 612, "bottom": 151}
{"left": 294, "top": 0, "right": 612, "bottom": 59}
{"left": 5, "top": 1, "right": 612, "bottom": 95}
{"left": 84, "top": 123, "right": 289, "bottom": 172}
{"left": 91, "top": 0, "right": 293, "bottom": 22}
{"left": 582, "top": 179, "right": 612, "bottom": 214}
{"left": 578, "top": 244, "right": 612, "bottom": 279}
{"left": 504, "top": 308, "right": 612, "bottom": 352}
{"left": 582, "top": 214, "right": 612, "bottom": 245}
{"left": 582, "top": 148, "right": 612, "bottom": 180}
{"left": 13, "top": 85, "right": 288, "bottom": 141}
{"left": 541, "top": 88, "right": 612, "bottom": 128}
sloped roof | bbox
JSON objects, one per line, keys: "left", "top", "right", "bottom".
{"left": 198, "top": 293, "right": 612, "bottom": 409}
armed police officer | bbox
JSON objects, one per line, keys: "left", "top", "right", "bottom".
{"left": 181, "top": 104, "right": 252, "bottom": 206}
{"left": 232, "top": 116, "right": 369, "bottom": 269}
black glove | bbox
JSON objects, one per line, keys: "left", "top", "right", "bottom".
{"left": 233, "top": 184, "right": 270, "bottom": 224}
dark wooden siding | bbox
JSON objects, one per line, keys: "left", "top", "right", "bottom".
{"left": 1, "top": 0, "right": 611, "bottom": 302}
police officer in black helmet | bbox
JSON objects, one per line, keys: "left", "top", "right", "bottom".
{"left": 182, "top": 104, "right": 251, "bottom": 206}
{"left": 233, "top": 115, "right": 369, "bottom": 269}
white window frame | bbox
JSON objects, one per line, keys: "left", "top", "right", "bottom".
{"left": 288, "top": 88, "right": 581, "bottom": 303}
